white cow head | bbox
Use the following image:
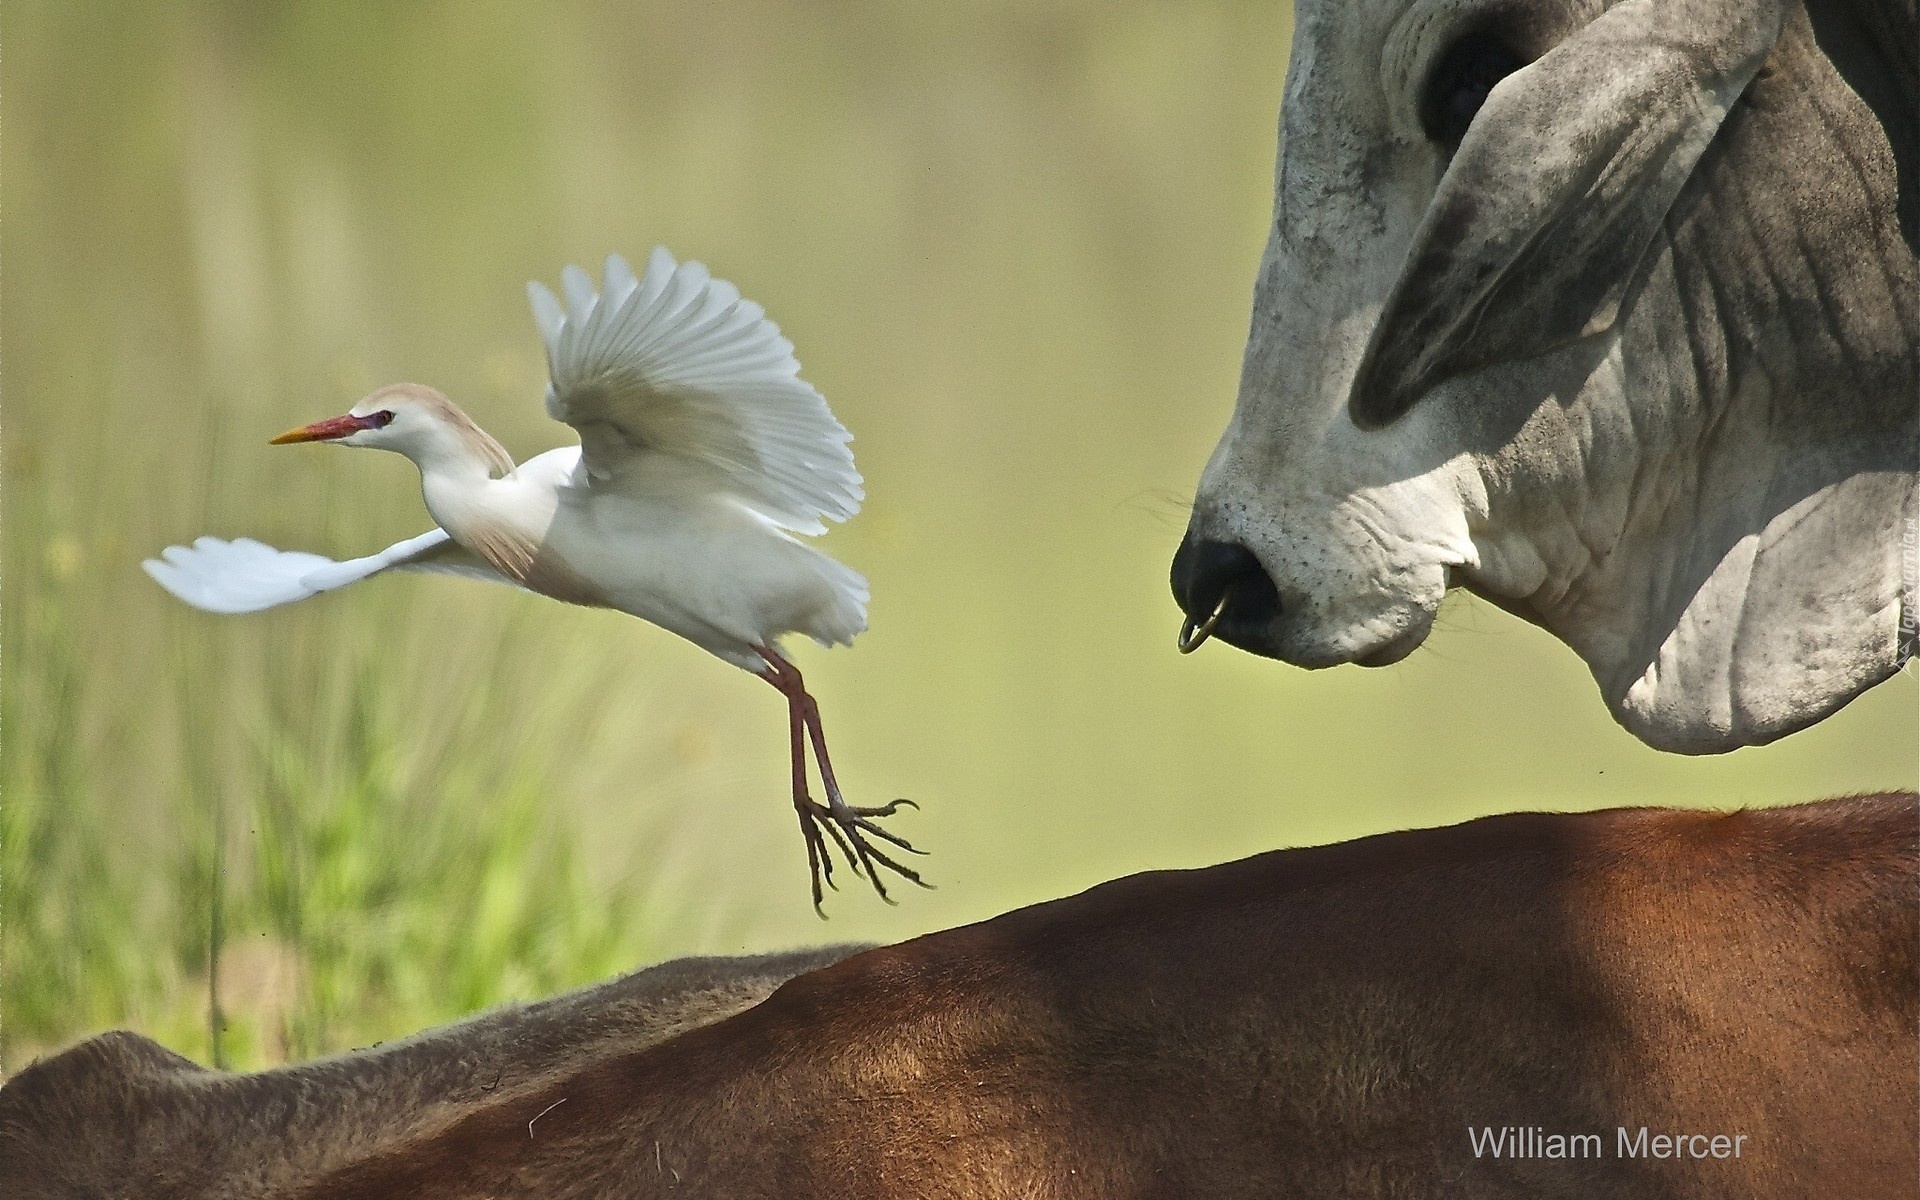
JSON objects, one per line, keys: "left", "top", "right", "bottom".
{"left": 1174, "top": 0, "right": 1918, "bottom": 752}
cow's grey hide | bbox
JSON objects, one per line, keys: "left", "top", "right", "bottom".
{"left": 1182, "top": 0, "right": 1917, "bottom": 752}
{"left": 0, "top": 947, "right": 869, "bottom": 1200}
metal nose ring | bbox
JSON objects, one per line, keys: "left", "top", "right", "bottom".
{"left": 1177, "top": 593, "right": 1230, "bottom": 654}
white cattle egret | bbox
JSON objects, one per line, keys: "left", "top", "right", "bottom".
{"left": 145, "top": 248, "right": 924, "bottom": 908}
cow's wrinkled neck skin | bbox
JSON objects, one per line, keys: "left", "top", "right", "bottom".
{"left": 1453, "top": 312, "right": 1913, "bottom": 752}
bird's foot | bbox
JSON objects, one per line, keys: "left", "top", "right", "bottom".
{"left": 795, "top": 796, "right": 930, "bottom": 914}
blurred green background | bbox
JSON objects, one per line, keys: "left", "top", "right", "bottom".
{"left": 5, "top": 0, "right": 1914, "bottom": 1073}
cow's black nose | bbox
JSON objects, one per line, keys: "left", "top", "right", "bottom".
{"left": 1170, "top": 534, "right": 1281, "bottom": 651}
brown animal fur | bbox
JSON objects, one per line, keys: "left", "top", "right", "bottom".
{"left": 5, "top": 796, "right": 1914, "bottom": 1198}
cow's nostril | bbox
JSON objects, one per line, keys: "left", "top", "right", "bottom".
{"left": 1172, "top": 537, "right": 1267, "bottom": 614}
{"left": 1170, "top": 536, "right": 1282, "bottom": 650}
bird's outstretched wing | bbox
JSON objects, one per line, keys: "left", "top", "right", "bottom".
{"left": 528, "top": 248, "right": 862, "bottom": 535}
{"left": 143, "top": 530, "right": 520, "bottom": 614}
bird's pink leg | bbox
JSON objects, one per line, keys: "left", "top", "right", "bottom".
{"left": 756, "top": 646, "right": 925, "bottom": 909}
{"left": 781, "top": 667, "right": 832, "bottom": 907}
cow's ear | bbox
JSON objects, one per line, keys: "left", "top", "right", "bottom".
{"left": 1348, "top": 0, "right": 1788, "bottom": 429}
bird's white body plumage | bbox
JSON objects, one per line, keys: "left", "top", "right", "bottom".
{"left": 145, "top": 248, "right": 870, "bottom": 673}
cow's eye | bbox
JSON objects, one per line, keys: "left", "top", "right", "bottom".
{"left": 1421, "top": 34, "right": 1527, "bottom": 147}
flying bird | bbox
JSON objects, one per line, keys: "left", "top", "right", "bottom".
{"left": 145, "top": 248, "right": 924, "bottom": 908}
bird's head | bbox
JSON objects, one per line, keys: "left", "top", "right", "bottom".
{"left": 270, "top": 383, "right": 514, "bottom": 476}
{"left": 269, "top": 383, "right": 442, "bottom": 451}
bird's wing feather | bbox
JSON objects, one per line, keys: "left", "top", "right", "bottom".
{"left": 529, "top": 247, "right": 862, "bottom": 535}
{"left": 143, "top": 530, "right": 522, "bottom": 614}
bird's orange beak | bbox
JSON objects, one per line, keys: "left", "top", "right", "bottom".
{"left": 270, "top": 413, "right": 384, "bottom": 445}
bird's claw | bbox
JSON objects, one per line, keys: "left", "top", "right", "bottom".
{"left": 796, "top": 796, "right": 932, "bottom": 914}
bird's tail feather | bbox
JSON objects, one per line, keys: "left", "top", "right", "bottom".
{"left": 809, "top": 556, "right": 869, "bottom": 649}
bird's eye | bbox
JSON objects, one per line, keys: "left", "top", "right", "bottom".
{"left": 367, "top": 410, "right": 396, "bottom": 428}
{"left": 1420, "top": 33, "right": 1527, "bottom": 148}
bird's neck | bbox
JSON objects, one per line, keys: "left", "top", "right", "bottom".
{"left": 417, "top": 453, "right": 493, "bottom": 498}
{"left": 398, "top": 413, "right": 515, "bottom": 530}
{"left": 415, "top": 448, "right": 507, "bottom": 534}
{"left": 402, "top": 412, "right": 512, "bottom": 482}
